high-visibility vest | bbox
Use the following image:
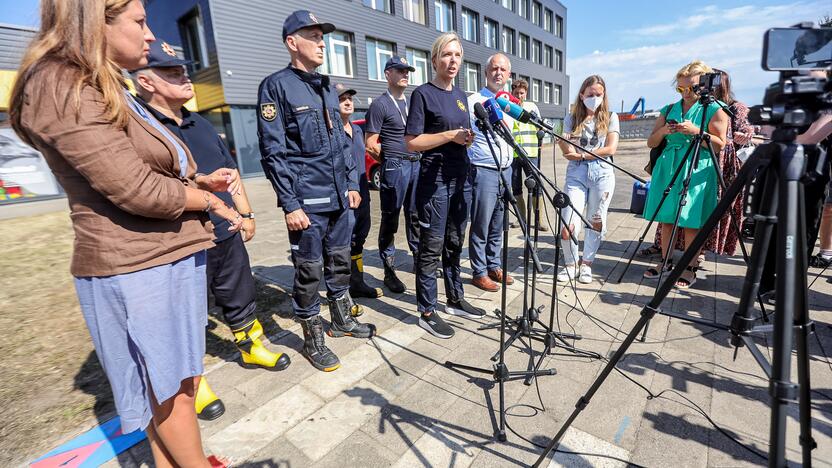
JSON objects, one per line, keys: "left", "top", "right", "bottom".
{"left": 513, "top": 102, "right": 540, "bottom": 158}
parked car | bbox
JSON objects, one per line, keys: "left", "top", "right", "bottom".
{"left": 352, "top": 119, "right": 382, "bottom": 190}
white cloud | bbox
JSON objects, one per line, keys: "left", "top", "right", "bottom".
{"left": 572, "top": 1, "right": 829, "bottom": 111}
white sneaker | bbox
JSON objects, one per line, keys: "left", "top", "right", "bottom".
{"left": 557, "top": 265, "right": 576, "bottom": 282}
{"left": 578, "top": 264, "right": 592, "bottom": 284}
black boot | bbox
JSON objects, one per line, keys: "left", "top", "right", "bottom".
{"left": 350, "top": 254, "right": 383, "bottom": 299}
{"left": 327, "top": 293, "right": 376, "bottom": 338}
{"left": 383, "top": 258, "right": 406, "bottom": 293}
{"left": 299, "top": 315, "right": 341, "bottom": 372}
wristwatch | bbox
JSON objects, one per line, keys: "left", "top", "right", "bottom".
{"left": 240, "top": 212, "right": 255, "bottom": 219}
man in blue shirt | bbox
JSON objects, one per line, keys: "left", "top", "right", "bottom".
{"left": 132, "top": 40, "right": 291, "bottom": 420}
{"left": 334, "top": 83, "right": 383, "bottom": 303}
{"left": 258, "top": 10, "right": 375, "bottom": 372}
{"left": 466, "top": 53, "right": 516, "bottom": 292}
{"left": 365, "top": 56, "right": 421, "bottom": 294}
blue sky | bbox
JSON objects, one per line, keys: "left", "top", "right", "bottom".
{"left": 2, "top": 0, "right": 830, "bottom": 109}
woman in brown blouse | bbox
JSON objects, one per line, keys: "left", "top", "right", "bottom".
{"left": 10, "top": 1, "right": 239, "bottom": 466}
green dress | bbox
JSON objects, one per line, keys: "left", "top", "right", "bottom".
{"left": 644, "top": 99, "right": 722, "bottom": 229}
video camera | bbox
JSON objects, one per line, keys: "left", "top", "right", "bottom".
{"left": 749, "top": 23, "right": 832, "bottom": 134}
{"left": 696, "top": 72, "right": 722, "bottom": 95}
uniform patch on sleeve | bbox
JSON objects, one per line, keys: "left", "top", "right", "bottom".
{"left": 260, "top": 103, "right": 277, "bottom": 121}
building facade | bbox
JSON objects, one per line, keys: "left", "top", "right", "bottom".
{"left": 145, "top": 0, "right": 568, "bottom": 176}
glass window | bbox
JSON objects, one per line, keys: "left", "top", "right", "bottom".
{"left": 320, "top": 30, "right": 355, "bottom": 78}
{"left": 556, "top": 15, "right": 563, "bottom": 38}
{"left": 543, "top": 82, "right": 551, "bottom": 104}
{"left": 544, "top": 9, "right": 553, "bottom": 33}
{"left": 554, "top": 84, "right": 561, "bottom": 105}
{"left": 363, "top": 0, "right": 392, "bottom": 13}
{"left": 532, "top": 1, "right": 541, "bottom": 26}
{"left": 518, "top": 34, "right": 529, "bottom": 60}
{"left": 406, "top": 48, "right": 430, "bottom": 86}
{"left": 434, "top": 0, "right": 455, "bottom": 32}
{"left": 366, "top": 37, "right": 395, "bottom": 81}
{"left": 464, "top": 62, "right": 480, "bottom": 93}
{"left": 461, "top": 8, "right": 479, "bottom": 43}
{"left": 544, "top": 45, "right": 553, "bottom": 68}
{"left": 501, "top": 27, "right": 515, "bottom": 55}
{"left": 403, "top": 0, "right": 427, "bottom": 24}
{"left": 555, "top": 49, "right": 563, "bottom": 71}
{"left": 499, "top": 0, "right": 513, "bottom": 10}
{"left": 518, "top": 0, "right": 529, "bottom": 19}
{"left": 178, "top": 8, "right": 209, "bottom": 72}
{"left": 484, "top": 18, "right": 499, "bottom": 49}
{"left": 532, "top": 79, "right": 540, "bottom": 102}
{"left": 532, "top": 39, "right": 541, "bottom": 64}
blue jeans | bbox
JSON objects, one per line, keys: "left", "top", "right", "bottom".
{"left": 561, "top": 160, "right": 616, "bottom": 265}
{"left": 468, "top": 164, "right": 512, "bottom": 278}
{"left": 415, "top": 164, "right": 471, "bottom": 314}
{"left": 378, "top": 157, "right": 420, "bottom": 265}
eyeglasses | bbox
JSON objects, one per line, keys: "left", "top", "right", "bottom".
{"left": 676, "top": 85, "right": 694, "bottom": 94}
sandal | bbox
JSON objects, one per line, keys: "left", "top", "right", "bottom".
{"left": 675, "top": 266, "right": 697, "bottom": 289}
{"left": 638, "top": 245, "right": 662, "bottom": 257}
{"left": 643, "top": 260, "right": 673, "bottom": 279}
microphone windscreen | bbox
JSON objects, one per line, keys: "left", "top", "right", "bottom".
{"left": 495, "top": 90, "right": 520, "bottom": 104}
{"left": 495, "top": 96, "right": 522, "bottom": 120}
{"left": 473, "top": 101, "right": 490, "bottom": 122}
{"left": 483, "top": 99, "right": 503, "bottom": 124}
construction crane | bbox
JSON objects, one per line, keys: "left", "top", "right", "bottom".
{"left": 619, "top": 97, "right": 645, "bottom": 121}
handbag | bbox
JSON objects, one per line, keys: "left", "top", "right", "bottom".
{"left": 644, "top": 138, "right": 666, "bottom": 175}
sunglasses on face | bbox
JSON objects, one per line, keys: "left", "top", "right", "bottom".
{"left": 676, "top": 85, "right": 694, "bottom": 94}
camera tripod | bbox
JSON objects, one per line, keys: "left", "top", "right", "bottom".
{"left": 614, "top": 91, "right": 766, "bottom": 339}
{"left": 533, "top": 130, "right": 821, "bottom": 467}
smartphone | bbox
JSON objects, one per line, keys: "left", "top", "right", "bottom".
{"left": 666, "top": 119, "right": 679, "bottom": 125}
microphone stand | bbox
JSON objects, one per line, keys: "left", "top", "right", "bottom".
{"left": 444, "top": 105, "right": 555, "bottom": 442}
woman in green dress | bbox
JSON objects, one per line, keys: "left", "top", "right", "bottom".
{"left": 643, "top": 61, "right": 729, "bottom": 288}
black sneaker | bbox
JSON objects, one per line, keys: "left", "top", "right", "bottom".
{"left": 419, "top": 311, "right": 455, "bottom": 339}
{"left": 445, "top": 299, "right": 486, "bottom": 319}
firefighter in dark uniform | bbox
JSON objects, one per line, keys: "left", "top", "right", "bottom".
{"left": 257, "top": 10, "right": 375, "bottom": 372}
{"left": 334, "top": 83, "right": 383, "bottom": 302}
{"left": 131, "top": 41, "right": 291, "bottom": 420}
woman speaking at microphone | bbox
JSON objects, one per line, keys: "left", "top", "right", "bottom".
{"left": 405, "top": 32, "right": 484, "bottom": 339}
{"left": 557, "top": 75, "right": 620, "bottom": 284}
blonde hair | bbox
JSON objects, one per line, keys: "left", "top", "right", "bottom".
{"left": 674, "top": 60, "right": 713, "bottom": 85}
{"left": 430, "top": 32, "right": 463, "bottom": 69}
{"left": 10, "top": 0, "right": 135, "bottom": 145}
{"left": 568, "top": 75, "right": 611, "bottom": 136}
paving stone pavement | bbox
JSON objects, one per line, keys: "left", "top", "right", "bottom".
{"left": 106, "top": 142, "right": 832, "bottom": 467}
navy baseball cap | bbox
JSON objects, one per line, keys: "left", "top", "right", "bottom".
{"left": 334, "top": 83, "right": 357, "bottom": 97}
{"left": 384, "top": 55, "right": 416, "bottom": 72}
{"left": 282, "top": 10, "right": 335, "bottom": 41}
{"left": 131, "top": 40, "right": 191, "bottom": 72}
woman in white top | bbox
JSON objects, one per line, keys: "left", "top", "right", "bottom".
{"left": 557, "top": 75, "right": 620, "bottom": 284}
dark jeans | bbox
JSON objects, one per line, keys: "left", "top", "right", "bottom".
{"left": 415, "top": 164, "right": 471, "bottom": 314}
{"left": 206, "top": 232, "right": 256, "bottom": 330}
{"left": 288, "top": 208, "right": 351, "bottom": 319}
{"left": 378, "top": 157, "right": 420, "bottom": 264}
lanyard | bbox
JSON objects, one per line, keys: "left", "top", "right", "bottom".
{"left": 386, "top": 91, "right": 407, "bottom": 126}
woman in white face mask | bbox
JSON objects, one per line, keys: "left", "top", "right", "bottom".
{"left": 556, "top": 75, "right": 620, "bottom": 284}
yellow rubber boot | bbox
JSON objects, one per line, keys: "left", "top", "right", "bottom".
{"left": 232, "top": 318, "right": 291, "bottom": 371}
{"left": 195, "top": 377, "right": 225, "bottom": 421}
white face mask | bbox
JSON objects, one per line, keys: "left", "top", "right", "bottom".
{"left": 583, "top": 95, "right": 603, "bottom": 111}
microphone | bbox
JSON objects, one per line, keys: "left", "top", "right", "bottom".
{"left": 473, "top": 102, "right": 494, "bottom": 133}
{"left": 495, "top": 90, "right": 519, "bottom": 105}
{"left": 484, "top": 99, "right": 514, "bottom": 142}
{"left": 495, "top": 96, "right": 551, "bottom": 131}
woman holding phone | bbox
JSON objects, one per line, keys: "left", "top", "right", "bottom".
{"left": 405, "top": 32, "right": 482, "bottom": 339}
{"left": 643, "top": 60, "right": 729, "bottom": 288}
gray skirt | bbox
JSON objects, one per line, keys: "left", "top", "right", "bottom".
{"left": 74, "top": 251, "right": 207, "bottom": 433}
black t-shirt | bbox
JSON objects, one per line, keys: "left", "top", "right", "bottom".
{"left": 365, "top": 93, "right": 418, "bottom": 160}
{"left": 405, "top": 82, "right": 471, "bottom": 174}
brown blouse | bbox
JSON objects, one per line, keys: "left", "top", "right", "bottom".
{"left": 18, "top": 63, "right": 214, "bottom": 276}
